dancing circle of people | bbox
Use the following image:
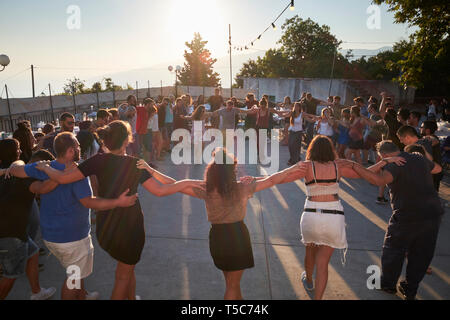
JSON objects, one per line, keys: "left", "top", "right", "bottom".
{"left": 0, "top": 90, "right": 445, "bottom": 301}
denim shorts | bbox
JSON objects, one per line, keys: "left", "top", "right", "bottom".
{"left": 0, "top": 237, "right": 39, "bottom": 279}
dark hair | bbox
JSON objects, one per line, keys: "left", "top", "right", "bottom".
{"left": 397, "top": 108, "right": 410, "bottom": 122}
{"left": 404, "top": 144, "right": 426, "bottom": 156}
{"left": 290, "top": 102, "right": 304, "bottom": 126}
{"left": 397, "top": 125, "right": 419, "bottom": 138}
{"left": 306, "top": 135, "right": 337, "bottom": 163}
{"left": 76, "top": 130, "right": 95, "bottom": 158}
{"left": 353, "top": 97, "right": 364, "bottom": 103}
{"left": 350, "top": 106, "right": 361, "bottom": 119}
{"left": 97, "top": 109, "right": 111, "bottom": 120}
{"left": 34, "top": 132, "right": 44, "bottom": 139}
{"left": 54, "top": 132, "right": 78, "bottom": 158}
{"left": 0, "top": 138, "right": 20, "bottom": 168}
{"left": 422, "top": 120, "right": 438, "bottom": 134}
{"left": 334, "top": 96, "right": 341, "bottom": 101}
{"left": 368, "top": 103, "right": 377, "bottom": 111}
{"left": 79, "top": 120, "right": 92, "bottom": 131}
{"left": 43, "top": 123, "right": 55, "bottom": 135}
{"left": 30, "top": 149, "right": 55, "bottom": 163}
{"left": 96, "top": 120, "right": 132, "bottom": 151}
{"left": 13, "top": 121, "right": 33, "bottom": 163}
{"left": 127, "top": 95, "right": 136, "bottom": 103}
{"left": 410, "top": 111, "right": 421, "bottom": 120}
{"left": 377, "top": 140, "right": 399, "bottom": 154}
{"left": 386, "top": 108, "right": 397, "bottom": 119}
{"left": 60, "top": 112, "right": 74, "bottom": 122}
{"left": 205, "top": 148, "right": 238, "bottom": 201}
{"left": 196, "top": 95, "right": 205, "bottom": 105}
{"left": 191, "top": 105, "right": 206, "bottom": 121}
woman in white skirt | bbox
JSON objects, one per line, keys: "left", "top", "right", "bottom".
{"left": 294, "top": 135, "right": 402, "bottom": 299}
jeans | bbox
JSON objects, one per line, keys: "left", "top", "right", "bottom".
{"left": 380, "top": 216, "right": 441, "bottom": 298}
{"left": 305, "top": 122, "right": 314, "bottom": 146}
{"left": 162, "top": 123, "right": 174, "bottom": 148}
{"left": 288, "top": 130, "right": 303, "bottom": 164}
{"left": 0, "top": 237, "right": 38, "bottom": 279}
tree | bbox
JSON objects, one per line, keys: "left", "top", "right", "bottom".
{"left": 235, "top": 17, "right": 354, "bottom": 86}
{"left": 372, "top": 0, "right": 450, "bottom": 94}
{"left": 63, "top": 77, "right": 86, "bottom": 95}
{"left": 178, "top": 33, "right": 221, "bottom": 87}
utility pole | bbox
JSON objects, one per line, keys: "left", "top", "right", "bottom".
{"left": 160, "top": 80, "right": 163, "bottom": 97}
{"left": 229, "top": 24, "right": 233, "bottom": 97}
{"left": 136, "top": 81, "right": 139, "bottom": 100}
{"left": 48, "top": 84, "right": 55, "bottom": 123}
{"left": 147, "top": 80, "right": 150, "bottom": 97}
{"left": 328, "top": 50, "right": 337, "bottom": 97}
{"left": 31, "top": 65, "right": 35, "bottom": 98}
{"left": 5, "top": 84, "right": 13, "bottom": 132}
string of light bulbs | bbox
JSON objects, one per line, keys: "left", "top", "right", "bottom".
{"left": 232, "top": 0, "right": 294, "bottom": 52}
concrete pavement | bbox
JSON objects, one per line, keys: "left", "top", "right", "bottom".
{"left": 5, "top": 137, "right": 450, "bottom": 300}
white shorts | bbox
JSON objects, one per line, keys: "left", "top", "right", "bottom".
{"left": 300, "top": 200, "right": 347, "bottom": 249}
{"left": 44, "top": 235, "right": 94, "bottom": 279}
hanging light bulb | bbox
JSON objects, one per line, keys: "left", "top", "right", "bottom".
{"left": 272, "top": 23, "right": 276, "bottom": 30}
{"left": 251, "top": 42, "right": 254, "bottom": 46}
{"left": 245, "top": 46, "right": 248, "bottom": 50}
{"left": 290, "top": 0, "right": 295, "bottom": 11}
{"left": 257, "top": 35, "right": 261, "bottom": 40}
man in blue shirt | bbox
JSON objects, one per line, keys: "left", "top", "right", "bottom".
{"left": 7, "top": 132, "right": 137, "bottom": 300}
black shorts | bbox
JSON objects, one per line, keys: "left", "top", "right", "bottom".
{"left": 348, "top": 138, "right": 364, "bottom": 150}
{"left": 209, "top": 221, "right": 254, "bottom": 271}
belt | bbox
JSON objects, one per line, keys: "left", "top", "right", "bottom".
{"left": 304, "top": 208, "right": 344, "bottom": 215}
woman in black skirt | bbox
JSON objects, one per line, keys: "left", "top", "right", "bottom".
{"left": 138, "top": 148, "right": 304, "bottom": 299}
{"left": 35, "top": 121, "right": 200, "bottom": 300}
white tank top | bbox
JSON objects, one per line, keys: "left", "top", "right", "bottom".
{"left": 288, "top": 113, "right": 303, "bottom": 132}
{"left": 318, "top": 121, "right": 334, "bottom": 137}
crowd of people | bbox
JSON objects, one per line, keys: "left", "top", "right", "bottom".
{"left": 0, "top": 87, "right": 447, "bottom": 301}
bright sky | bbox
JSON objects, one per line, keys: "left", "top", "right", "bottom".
{"left": 0, "top": 0, "right": 414, "bottom": 97}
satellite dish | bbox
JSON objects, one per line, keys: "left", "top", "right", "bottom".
{"left": 168, "top": 65, "right": 173, "bottom": 72}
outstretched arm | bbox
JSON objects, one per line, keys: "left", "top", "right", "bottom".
{"left": 253, "top": 163, "right": 307, "bottom": 192}
{"left": 141, "top": 177, "right": 203, "bottom": 197}
{"left": 36, "top": 162, "right": 85, "bottom": 184}
{"left": 137, "top": 159, "right": 204, "bottom": 198}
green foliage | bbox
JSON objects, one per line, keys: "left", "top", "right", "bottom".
{"left": 178, "top": 33, "right": 221, "bottom": 87}
{"left": 372, "top": 0, "right": 449, "bottom": 94}
{"left": 62, "top": 77, "right": 125, "bottom": 95}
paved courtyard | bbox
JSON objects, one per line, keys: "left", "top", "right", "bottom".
{"left": 6, "top": 137, "right": 450, "bottom": 300}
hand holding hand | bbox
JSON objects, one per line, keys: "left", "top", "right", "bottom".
{"left": 240, "top": 176, "right": 256, "bottom": 185}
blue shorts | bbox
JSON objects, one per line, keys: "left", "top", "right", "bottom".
{"left": 0, "top": 237, "right": 39, "bottom": 279}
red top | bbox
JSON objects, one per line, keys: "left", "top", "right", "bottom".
{"left": 256, "top": 108, "right": 270, "bottom": 128}
{"left": 136, "top": 106, "right": 149, "bottom": 135}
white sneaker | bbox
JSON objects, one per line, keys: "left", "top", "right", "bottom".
{"left": 301, "top": 271, "right": 314, "bottom": 291}
{"left": 85, "top": 291, "right": 100, "bottom": 300}
{"left": 30, "top": 287, "right": 56, "bottom": 300}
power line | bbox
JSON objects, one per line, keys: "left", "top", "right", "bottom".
{"left": 233, "top": 0, "right": 294, "bottom": 52}
{"left": 0, "top": 67, "right": 30, "bottom": 86}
